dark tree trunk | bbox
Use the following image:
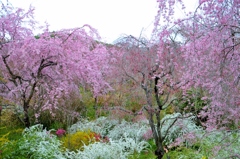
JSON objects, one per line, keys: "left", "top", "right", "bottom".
{"left": 23, "top": 103, "right": 30, "bottom": 127}
{"left": 142, "top": 81, "right": 165, "bottom": 159}
{"left": 155, "top": 148, "right": 165, "bottom": 159}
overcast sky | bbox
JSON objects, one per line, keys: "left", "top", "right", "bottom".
{"left": 8, "top": 0, "right": 159, "bottom": 43}
{"left": 6, "top": 0, "right": 199, "bottom": 43}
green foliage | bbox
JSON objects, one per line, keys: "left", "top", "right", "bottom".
{"left": 0, "top": 127, "right": 23, "bottom": 143}
{"left": 163, "top": 130, "right": 240, "bottom": 159}
{"left": 34, "top": 31, "right": 56, "bottom": 39}
{"left": 37, "top": 110, "right": 67, "bottom": 130}
{"left": 175, "top": 88, "right": 208, "bottom": 115}
{"left": 86, "top": 105, "right": 97, "bottom": 120}
{"left": 128, "top": 139, "right": 156, "bottom": 159}
{"left": 37, "top": 110, "right": 55, "bottom": 129}
{"left": 0, "top": 129, "right": 10, "bottom": 149}
{"left": 79, "top": 86, "right": 96, "bottom": 120}
{"left": 61, "top": 130, "right": 97, "bottom": 151}
{"left": 0, "top": 113, "right": 238, "bottom": 159}
{"left": 0, "top": 109, "right": 23, "bottom": 128}
{"left": 37, "top": 91, "right": 87, "bottom": 130}
{"left": 0, "top": 124, "right": 62, "bottom": 159}
{"left": 34, "top": 35, "right": 40, "bottom": 39}
{"left": 128, "top": 150, "right": 156, "bottom": 159}
{"left": 173, "top": 88, "right": 209, "bottom": 126}
{"left": 0, "top": 119, "right": 24, "bottom": 158}
{"left": 49, "top": 121, "right": 66, "bottom": 130}
{"left": 162, "top": 146, "right": 204, "bottom": 159}
{"left": 161, "top": 113, "right": 203, "bottom": 146}
{"left": 197, "top": 131, "right": 240, "bottom": 158}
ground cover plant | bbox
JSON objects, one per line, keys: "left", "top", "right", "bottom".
{"left": 1, "top": 112, "right": 240, "bottom": 158}
{"left": 0, "top": 117, "right": 151, "bottom": 159}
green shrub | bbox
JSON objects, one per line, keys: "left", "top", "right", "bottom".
{"left": 0, "top": 124, "right": 24, "bottom": 158}
{"left": 175, "top": 88, "right": 208, "bottom": 114}
{"left": 0, "top": 131, "right": 10, "bottom": 148}
{"left": 165, "top": 130, "right": 240, "bottom": 159}
{"left": 197, "top": 131, "right": 240, "bottom": 158}
{"left": 163, "top": 146, "right": 204, "bottom": 159}
{"left": 49, "top": 121, "right": 66, "bottom": 130}
{"left": 79, "top": 87, "right": 96, "bottom": 120}
{"left": 61, "top": 130, "right": 97, "bottom": 151}
{"left": 37, "top": 110, "right": 68, "bottom": 130}
{"left": 0, "top": 109, "right": 23, "bottom": 128}
{"left": 174, "top": 88, "right": 209, "bottom": 126}
{"left": 0, "top": 124, "right": 63, "bottom": 159}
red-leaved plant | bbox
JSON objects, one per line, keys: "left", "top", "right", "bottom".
{"left": 56, "top": 129, "right": 66, "bottom": 137}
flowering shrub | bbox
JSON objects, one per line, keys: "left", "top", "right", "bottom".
{"left": 63, "top": 141, "right": 130, "bottom": 159}
{"left": 93, "top": 133, "right": 101, "bottom": 141}
{"left": 161, "top": 113, "right": 203, "bottom": 146}
{"left": 69, "top": 117, "right": 150, "bottom": 142}
{"left": 0, "top": 132, "right": 10, "bottom": 148}
{"left": 107, "top": 120, "right": 149, "bottom": 141}
{"left": 1, "top": 115, "right": 239, "bottom": 159}
{"left": 0, "top": 118, "right": 152, "bottom": 158}
{"left": 93, "top": 133, "right": 109, "bottom": 143}
{"left": 61, "top": 130, "right": 97, "bottom": 151}
{"left": 1, "top": 124, "right": 64, "bottom": 159}
{"left": 68, "top": 116, "right": 119, "bottom": 137}
{"left": 63, "top": 116, "right": 151, "bottom": 158}
{"left": 142, "top": 129, "right": 153, "bottom": 140}
{"left": 198, "top": 130, "right": 240, "bottom": 159}
{"left": 56, "top": 128, "right": 66, "bottom": 137}
{"left": 166, "top": 130, "right": 240, "bottom": 159}
{"left": 62, "top": 133, "right": 150, "bottom": 159}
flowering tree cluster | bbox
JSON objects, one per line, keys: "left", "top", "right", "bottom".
{"left": 154, "top": 0, "right": 240, "bottom": 129}
{"left": 109, "top": 0, "right": 240, "bottom": 158}
{"left": 0, "top": 4, "right": 111, "bottom": 127}
{"left": 150, "top": 0, "right": 240, "bottom": 157}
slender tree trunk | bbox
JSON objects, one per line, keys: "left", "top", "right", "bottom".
{"left": 143, "top": 83, "right": 165, "bottom": 159}
{"left": 23, "top": 103, "right": 30, "bottom": 127}
{"left": 150, "top": 113, "right": 165, "bottom": 159}
{"left": 94, "top": 97, "right": 98, "bottom": 118}
{"left": 155, "top": 111, "right": 165, "bottom": 159}
{"left": 155, "top": 148, "right": 165, "bottom": 159}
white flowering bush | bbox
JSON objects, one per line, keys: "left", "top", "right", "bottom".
{"left": 198, "top": 130, "right": 240, "bottom": 159}
{"left": 1, "top": 124, "right": 65, "bottom": 159}
{"left": 1, "top": 117, "right": 151, "bottom": 159}
{"left": 167, "top": 130, "right": 240, "bottom": 159}
{"left": 107, "top": 120, "right": 149, "bottom": 141}
{"left": 62, "top": 133, "right": 149, "bottom": 159}
{"left": 68, "top": 116, "right": 149, "bottom": 141}
{"left": 3, "top": 115, "right": 238, "bottom": 159}
{"left": 68, "top": 116, "right": 119, "bottom": 137}
{"left": 160, "top": 113, "right": 240, "bottom": 159}
{"left": 65, "top": 116, "right": 151, "bottom": 158}
{"left": 161, "top": 113, "right": 203, "bottom": 146}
